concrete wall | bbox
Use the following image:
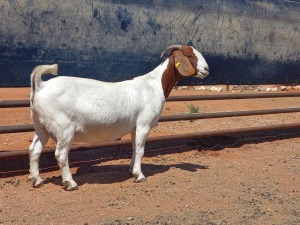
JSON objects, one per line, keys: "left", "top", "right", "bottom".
{"left": 0, "top": 0, "right": 299, "bottom": 86}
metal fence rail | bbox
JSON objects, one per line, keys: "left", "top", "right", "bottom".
{"left": 1, "top": 107, "right": 300, "bottom": 134}
{"left": 167, "top": 92, "right": 300, "bottom": 101}
{"left": 0, "top": 100, "right": 29, "bottom": 108}
{"left": 1, "top": 122, "right": 300, "bottom": 159}
{"left": 1, "top": 92, "right": 300, "bottom": 108}
{"left": 0, "top": 92, "right": 299, "bottom": 160}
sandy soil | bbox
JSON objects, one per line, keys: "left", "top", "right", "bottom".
{"left": 0, "top": 87, "right": 300, "bottom": 225}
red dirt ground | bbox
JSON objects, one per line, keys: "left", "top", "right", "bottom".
{"left": 1, "top": 87, "right": 300, "bottom": 225}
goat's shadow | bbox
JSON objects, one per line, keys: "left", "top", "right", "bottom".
{"left": 2, "top": 129, "right": 299, "bottom": 186}
{"left": 49, "top": 162, "right": 208, "bottom": 187}
{"left": 68, "top": 129, "right": 300, "bottom": 187}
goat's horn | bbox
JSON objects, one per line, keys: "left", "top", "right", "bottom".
{"left": 160, "top": 45, "right": 183, "bottom": 58}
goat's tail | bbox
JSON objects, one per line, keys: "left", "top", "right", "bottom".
{"left": 31, "top": 64, "right": 58, "bottom": 93}
{"left": 30, "top": 64, "right": 58, "bottom": 104}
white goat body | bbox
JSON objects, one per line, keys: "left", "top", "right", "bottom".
{"left": 29, "top": 45, "right": 209, "bottom": 190}
{"left": 33, "top": 74, "right": 164, "bottom": 143}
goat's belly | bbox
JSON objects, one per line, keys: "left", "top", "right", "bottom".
{"left": 73, "top": 123, "right": 134, "bottom": 144}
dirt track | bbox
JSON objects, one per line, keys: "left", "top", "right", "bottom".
{"left": 1, "top": 87, "right": 300, "bottom": 225}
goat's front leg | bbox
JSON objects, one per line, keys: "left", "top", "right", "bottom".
{"left": 129, "top": 129, "right": 136, "bottom": 173}
{"left": 132, "top": 125, "right": 150, "bottom": 182}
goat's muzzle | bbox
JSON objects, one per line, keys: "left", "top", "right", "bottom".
{"left": 197, "top": 66, "right": 209, "bottom": 79}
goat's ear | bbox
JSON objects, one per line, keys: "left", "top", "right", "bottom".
{"left": 173, "top": 51, "right": 196, "bottom": 76}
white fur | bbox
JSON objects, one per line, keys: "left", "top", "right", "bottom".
{"left": 29, "top": 46, "right": 209, "bottom": 190}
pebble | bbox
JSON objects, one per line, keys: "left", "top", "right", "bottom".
{"left": 197, "top": 86, "right": 206, "bottom": 90}
{"left": 178, "top": 86, "right": 189, "bottom": 90}
{"left": 258, "top": 86, "right": 266, "bottom": 91}
{"left": 209, "top": 86, "right": 222, "bottom": 92}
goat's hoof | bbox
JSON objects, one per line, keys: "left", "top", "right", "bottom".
{"left": 30, "top": 177, "right": 44, "bottom": 188}
{"left": 63, "top": 181, "right": 79, "bottom": 191}
{"left": 135, "top": 177, "right": 147, "bottom": 183}
{"left": 133, "top": 173, "right": 146, "bottom": 183}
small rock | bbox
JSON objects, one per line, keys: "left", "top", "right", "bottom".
{"left": 267, "top": 87, "right": 278, "bottom": 91}
{"left": 216, "top": 87, "right": 222, "bottom": 92}
{"left": 293, "top": 85, "right": 300, "bottom": 90}
{"left": 209, "top": 86, "right": 222, "bottom": 92}
{"left": 179, "top": 86, "right": 189, "bottom": 90}
{"left": 258, "top": 86, "right": 266, "bottom": 91}
{"left": 271, "top": 87, "right": 278, "bottom": 91}
{"left": 280, "top": 86, "right": 287, "bottom": 91}
{"left": 197, "top": 86, "right": 206, "bottom": 90}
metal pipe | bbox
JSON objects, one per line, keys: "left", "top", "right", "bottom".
{"left": 0, "top": 124, "right": 34, "bottom": 134}
{"left": 1, "top": 122, "right": 300, "bottom": 159}
{"left": 166, "top": 92, "right": 300, "bottom": 101}
{"left": 1, "top": 92, "right": 300, "bottom": 108}
{"left": 0, "top": 100, "right": 29, "bottom": 108}
{"left": 159, "top": 107, "right": 300, "bottom": 122}
{"left": 1, "top": 107, "right": 300, "bottom": 134}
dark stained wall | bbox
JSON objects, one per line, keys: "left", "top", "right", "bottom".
{"left": 0, "top": 0, "right": 299, "bottom": 86}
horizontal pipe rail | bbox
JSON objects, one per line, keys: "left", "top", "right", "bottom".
{"left": 159, "top": 107, "right": 300, "bottom": 122}
{"left": 0, "top": 124, "right": 34, "bottom": 134}
{"left": 1, "top": 92, "right": 300, "bottom": 108}
{"left": 1, "top": 107, "right": 300, "bottom": 134}
{"left": 0, "top": 108, "right": 300, "bottom": 134}
{"left": 167, "top": 92, "right": 300, "bottom": 101}
{"left": 1, "top": 122, "right": 300, "bottom": 159}
{"left": 0, "top": 100, "right": 29, "bottom": 108}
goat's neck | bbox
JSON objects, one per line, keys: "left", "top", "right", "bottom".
{"left": 158, "top": 57, "right": 183, "bottom": 98}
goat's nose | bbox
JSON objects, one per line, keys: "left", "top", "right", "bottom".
{"left": 204, "top": 66, "right": 209, "bottom": 72}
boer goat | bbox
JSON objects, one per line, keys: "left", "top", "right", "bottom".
{"left": 29, "top": 45, "right": 209, "bottom": 190}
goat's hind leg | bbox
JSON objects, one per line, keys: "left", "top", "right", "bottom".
{"left": 55, "top": 139, "right": 78, "bottom": 191}
{"left": 29, "top": 129, "right": 49, "bottom": 187}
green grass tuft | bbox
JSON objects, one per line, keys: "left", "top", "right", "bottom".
{"left": 187, "top": 103, "right": 199, "bottom": 114}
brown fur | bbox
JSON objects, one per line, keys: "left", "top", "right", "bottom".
{"left": 161, "top": 46, "right": 198, "bottom": 98}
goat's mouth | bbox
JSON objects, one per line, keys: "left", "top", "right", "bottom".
{"left": 196, "top": 69, "right": 209, "bottom": 79}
